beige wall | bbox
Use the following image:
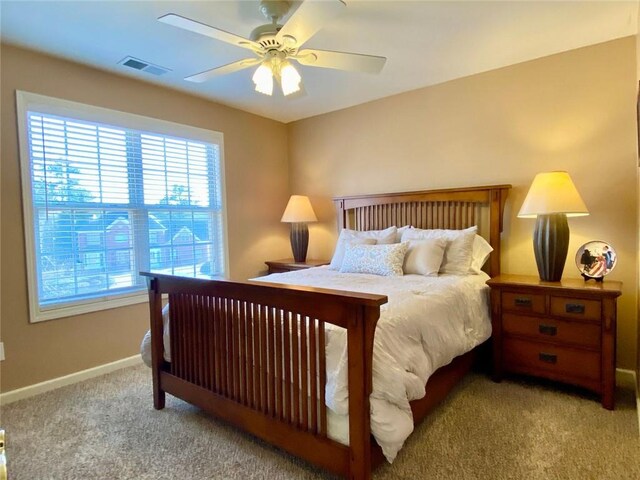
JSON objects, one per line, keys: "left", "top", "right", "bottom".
{"left": 2, "top": 36, "right": 638, "bottom": 393}
{"left": 636, "top": 13, "right": 640, "bottom": 384}
{"left": 288, "top": 37, "right": 639, "bottom": 370}
{"left": 0, "top": 44, "right": 291, "bottom": 392}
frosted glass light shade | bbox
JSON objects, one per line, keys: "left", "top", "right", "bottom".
{"left": 281, "top": 195, "right": 317, "bottom": 223}
{"left": 280, "top": 62, "right": 301, "bottom": 96}
{"left": 518, "top": 171, "right": 589, "bottom": 218}
{"left": 252, "top": 63, "right": 273, "bottom": 96}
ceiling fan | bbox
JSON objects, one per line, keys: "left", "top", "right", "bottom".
{"left": 158, "top": 0, "right": 386, "bottom": 97}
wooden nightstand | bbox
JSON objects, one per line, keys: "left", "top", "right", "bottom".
{"left": 265, "top": 258, "right": 329, "bottom": 274}
{"left": 487, "top": 274, "right": 622, "bottom": 409}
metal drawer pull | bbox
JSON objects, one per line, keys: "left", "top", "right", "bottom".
{"left": 538, "top": 324, "right": 557, "bottom": 336}
{"left": 565, "top": 303, "right": 585, "bottom": 314}
{"left": 539, "top": 352, "right": 557, "bottom": 364}
{"left": 514, "top": 297, "right": 532, "bottom": 307}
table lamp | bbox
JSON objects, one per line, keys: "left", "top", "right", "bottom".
{"left": 518, "top": 171, "right": 589, "bottom": 281}
{"left": 281, "top": 195, "right": 317, "bottom": 263}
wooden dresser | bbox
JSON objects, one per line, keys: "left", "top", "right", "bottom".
{"left": 265, "top": 258, "right": 329, "bottom": 274}
{"left": 486, "top": 274, "right": 622, "bottom": 409}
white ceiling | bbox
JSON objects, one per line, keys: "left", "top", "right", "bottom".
{"left": 1, "top": 1, "right": 637, "bottom": 123}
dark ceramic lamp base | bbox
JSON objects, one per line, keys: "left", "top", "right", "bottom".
{"left": 290, "top": 222, "right": 309, "bottom": 263}
{"left": 533, "top": 213, "right": 569, "bottom": 282}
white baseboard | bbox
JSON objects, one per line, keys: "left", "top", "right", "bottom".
{"left": 616, "top": 368, "right": 637, "bottom": 390}
{"left": 0, "top": 355, "right": 143, "bottom": 405}
{"left": 638, "top": 387, "right": 640, "bottom": 437}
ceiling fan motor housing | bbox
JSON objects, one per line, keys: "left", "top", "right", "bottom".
{"left": 252, "top": 0, "right": 298, "bottom": 53}
{"left": 250, "top": 24, "right": 296, "bottom": 55}
{"left": 250, "top": 23, "right": 281, "bottom": 43}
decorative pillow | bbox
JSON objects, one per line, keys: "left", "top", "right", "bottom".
{"left": 329, "top": 226, "right": 398, "bottom": 270}
{"left": 470, "top": 235, "right": 493, "bottom": 274}
{"left": 401, "top": 226, "right": 477, "bottom": 275}
{"left": 340, "top": 242, "right": 409, "bottom": 276}
{"left": 403, "top": 238, "right": 447, "bottom": 276}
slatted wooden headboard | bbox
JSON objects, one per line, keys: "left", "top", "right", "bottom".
{"left": 333, "top": 185, "right": 511, "bottom": 277}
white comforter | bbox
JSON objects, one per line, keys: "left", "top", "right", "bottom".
{"left": 141, "top": 268, "right": 491, "bottom": 463}
{"left": 253, "top": 267, "right": 491, "bottom": 462}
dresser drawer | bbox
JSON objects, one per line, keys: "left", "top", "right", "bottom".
{"left": 550, "top": 296, "right": 601, "bottom": 322}
{"left": 503, "top": 337, "right": 601, "bottom": 383}
{"left": 502, "top": 314, "right": 601, "bottom": 349}
{"left": 502, "top": 291, "right": 546, "bottom": 314}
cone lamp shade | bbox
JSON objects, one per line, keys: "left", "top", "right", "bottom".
{"left": 518, "top": 171, "right": 589, "bottom": 281}
{"left": 281, "top": 195, "right": 317, "bottom": 263}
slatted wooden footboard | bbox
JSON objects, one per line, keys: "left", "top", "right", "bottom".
{"left": 141, "top": 272, "right": 387, "bottom": 479}
{"left": 142, "top": 184, "right": 510, "bottom": 480}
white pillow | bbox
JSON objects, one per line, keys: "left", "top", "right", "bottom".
{"left": 470, "top": 235, "right": 493, "bottom": 274}
{"left": 340, "top": 242, "right": 408, "bottom": 276}
{"left": 396, "top": 225, "right": 412, "bottom": 243}
{"left": 329, "top": 226, "right": 397, "bottom": 270}
{"left": 403, "top": 238, "right": 447, "bottom": 276}
{"left": 351, "top": 238, "right": 377, "bottom": 246}
{"left": 401, "top": 226, "right": 477, "bottom": 275}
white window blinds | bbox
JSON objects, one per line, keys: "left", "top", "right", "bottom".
{"left": 18, "top": 91, "right": 227, "bottom": 322}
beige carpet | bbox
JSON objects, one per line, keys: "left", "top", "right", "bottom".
{"left": 2, "top": 364, "right": 638, "bottom": 480}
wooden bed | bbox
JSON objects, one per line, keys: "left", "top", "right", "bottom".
{"left": 142, "top": 184, "right": 510, "bottom": 480}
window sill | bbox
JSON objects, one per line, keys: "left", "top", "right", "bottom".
{"left": 32, "top": 291, "right": 148, "bottom": 323}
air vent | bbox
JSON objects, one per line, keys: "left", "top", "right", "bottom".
{"left": 118, "top": 56, "right": 171, "bottom": 76}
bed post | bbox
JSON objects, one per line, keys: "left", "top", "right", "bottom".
{"left": 488, "top": 186, "right": 510, "bottom": 278}
{"left": 335, "top": 198, "right": 347, "bottom": 231}
{"left": 147, "top": 277, "right": 165, "bottom": 410}
{"left": 347, "top": 305, "right": 379, "bottom": 480}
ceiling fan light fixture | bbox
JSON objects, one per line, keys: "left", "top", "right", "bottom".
{"left": 162, "top": 0, "right": 387, "bottom": 98}
{"left": 252, "top": 63, "right": 273, "bottom": 95}
{"left": 280, "top": 62, "right": 301, "bottom": 96}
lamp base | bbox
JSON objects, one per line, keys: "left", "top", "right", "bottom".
{"left": 290, "top": 222, "right": 309, "bottom": 263}
{"left": 533, "top": 213, "right": 569, "bottom": 282}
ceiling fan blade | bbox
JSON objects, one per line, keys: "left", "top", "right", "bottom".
{"left": 275, "top": 0, "right": 346, "bottom": 48}
{"left": 158, "top": 13, "right": 262, "bottom": 53}
{"left": 185, "top": 58, "right": 262, "bottom": 83}
{"left": 294, "top": 49, "right": 386, "bottom": 74}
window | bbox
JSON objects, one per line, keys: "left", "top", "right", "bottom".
{"left": 17, "top": 91, "right": 228, "bottom": 322}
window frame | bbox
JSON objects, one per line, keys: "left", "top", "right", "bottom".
{"left": 16, "top": 90, "right": 229, "bottom": 323}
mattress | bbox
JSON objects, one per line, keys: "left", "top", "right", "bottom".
{"left": 141, "top": 267, "right": 491, "bottom": 462}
